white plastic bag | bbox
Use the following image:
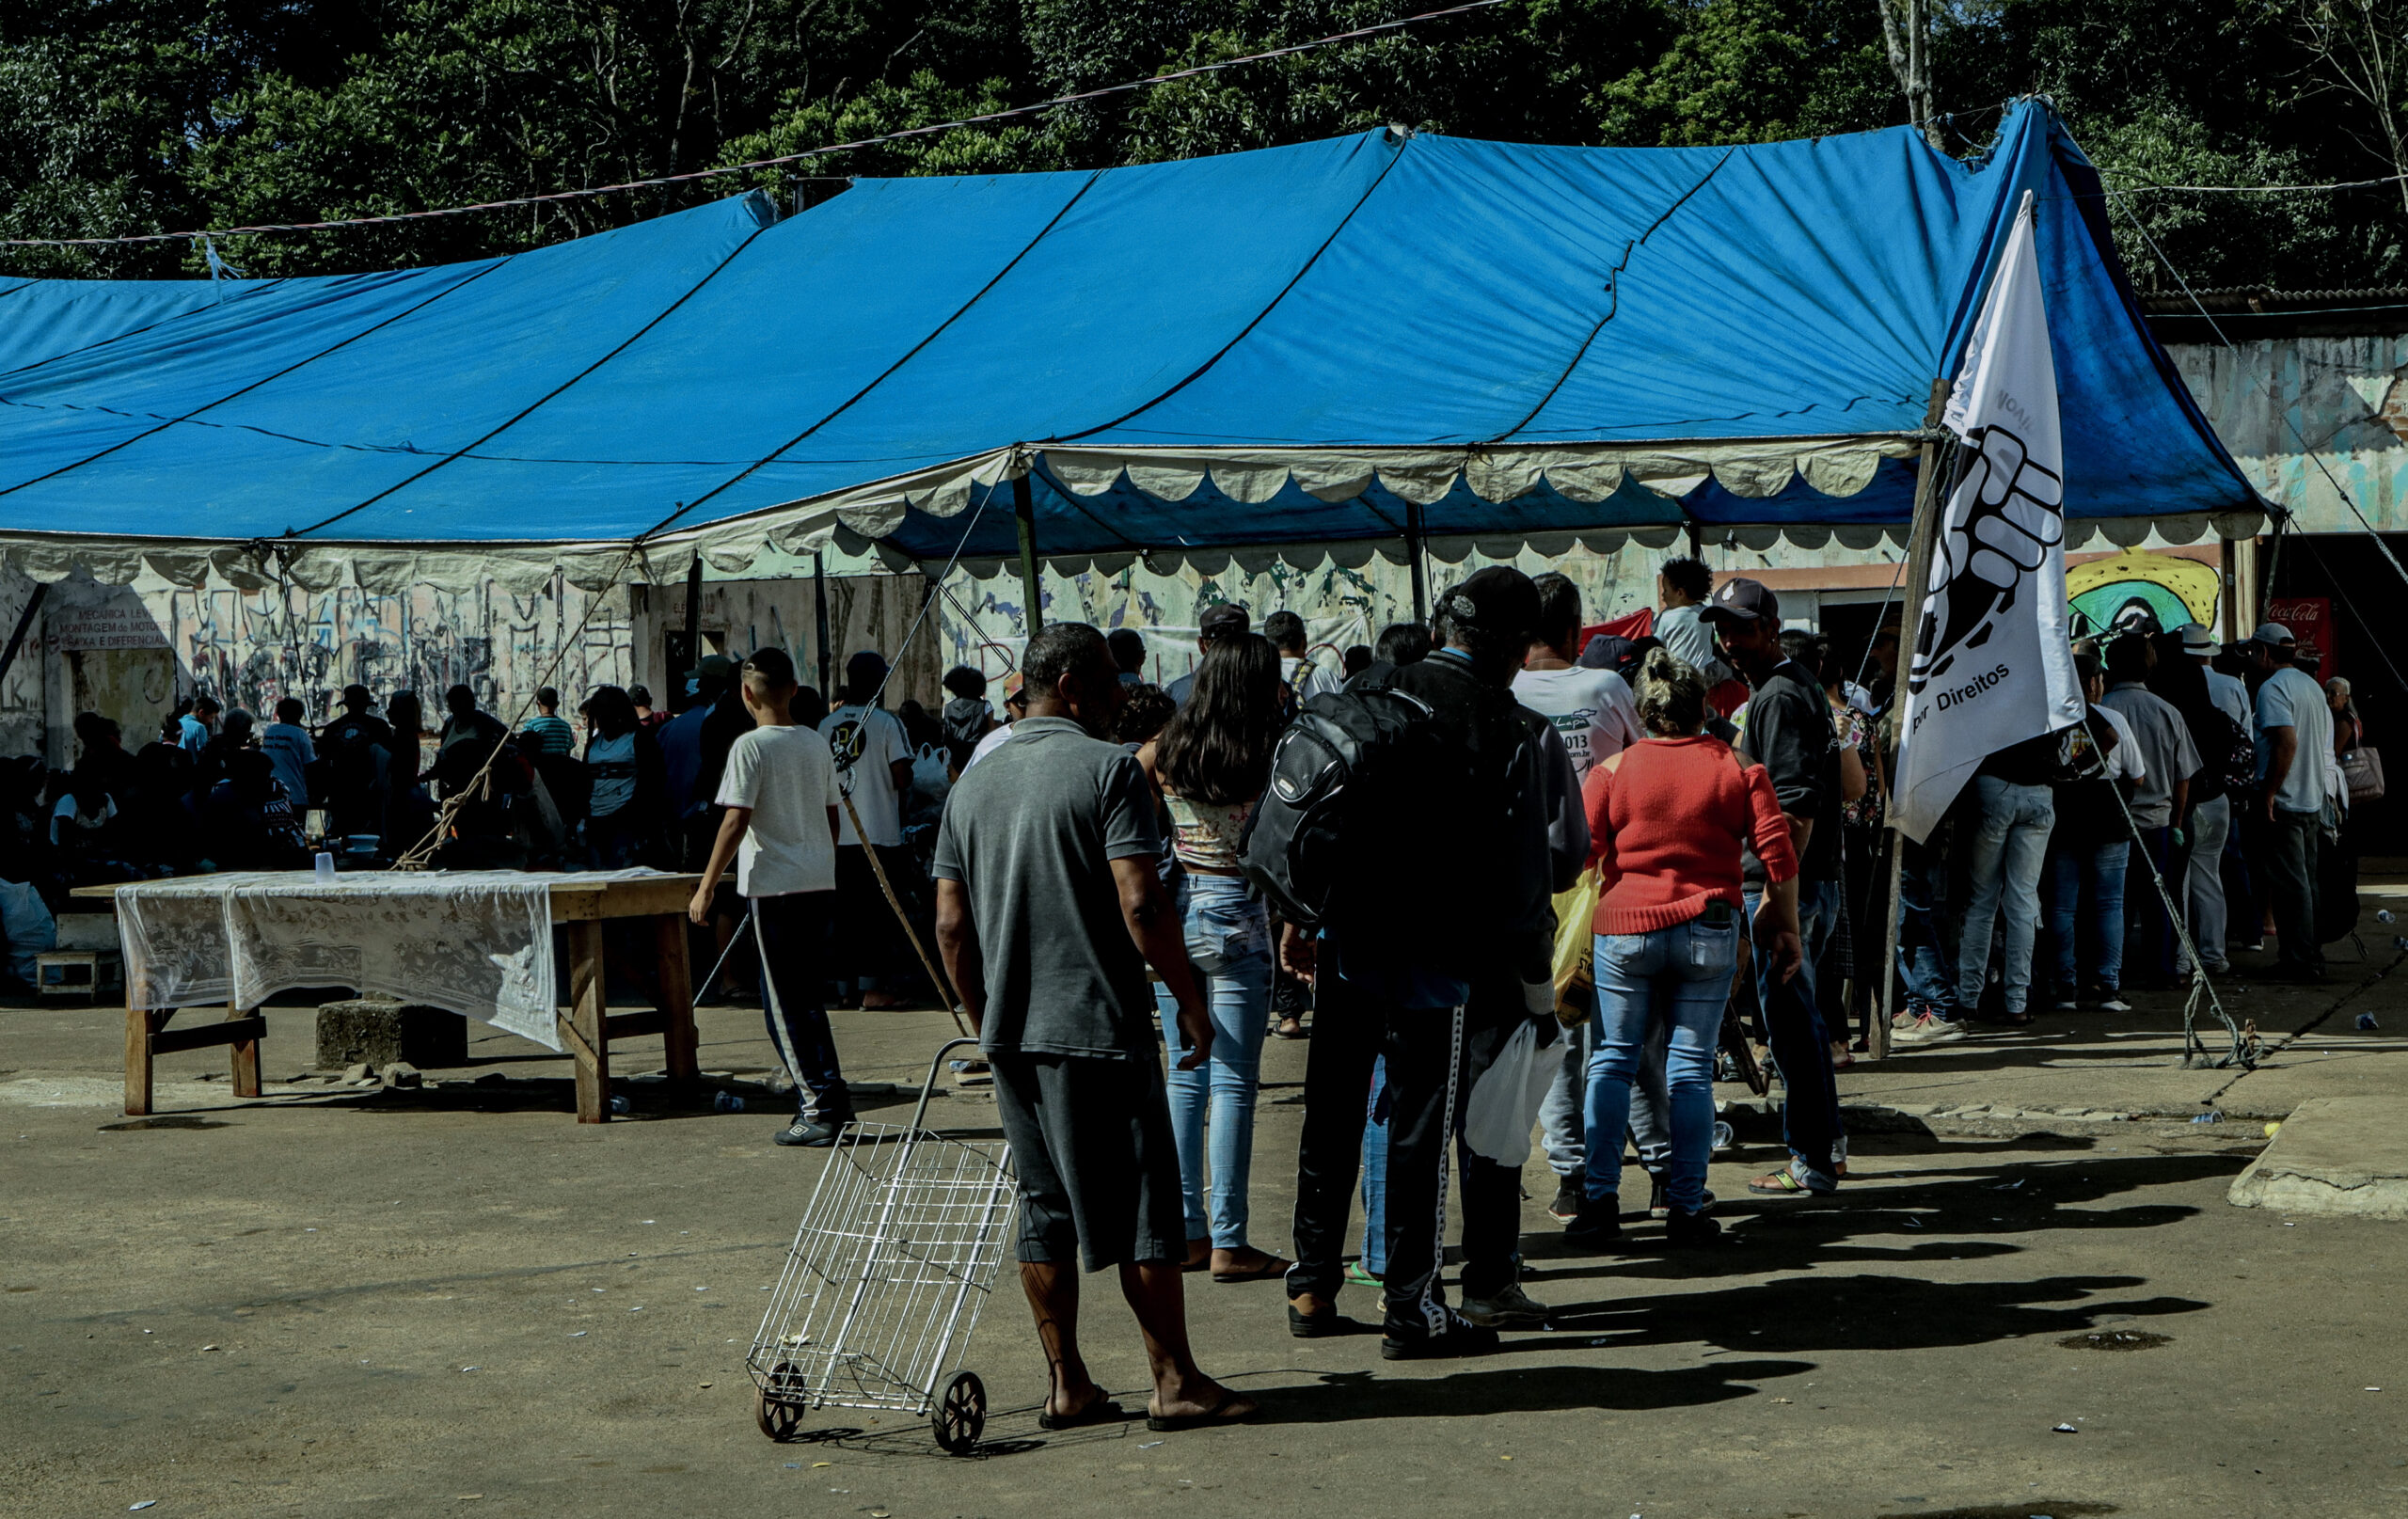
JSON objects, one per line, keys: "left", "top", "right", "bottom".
{"left": 911, "top": 743, "right": 952, "bottom": 806}
{"left": 1460, "top": 1014, "right": 1562, "bottom": 1167}
{"left": 0, "top": 878, "right": 57, "bottom": 989}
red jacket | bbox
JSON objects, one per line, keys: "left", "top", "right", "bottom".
{"left": 1582, "top": 735, "right": 1798, "bottom": 935}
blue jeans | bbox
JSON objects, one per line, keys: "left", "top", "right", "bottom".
{"left": 1153, "top": 874, "right": 1274, "bottom": 1248}
{"left": 1538, "top": 1015, "right": 1587, "bottom": 1178}
{"left": 1956, "top": 775, "right": 2055, "bottom": 1016}
{"left": 1896, "top": 835, "right": 1956, "bottom": 1014}
{"left": 1583, "top": 914, "right": 1741, "bottom": 1211}
{"left": 1359, "top": 1055, "right": 1389, "bottom": 1274}
{"left": 2049, "top": 839, "right": 2128, "bottom": 995}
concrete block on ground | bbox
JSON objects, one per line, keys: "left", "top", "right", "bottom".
{"left": 315, "top": 999, "right": 467, "bottom": 1070}
{"left": 2227, "top": 1097, "right": 2408, "bottom": 1219}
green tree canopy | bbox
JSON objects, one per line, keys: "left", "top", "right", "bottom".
{"left": 1, "top": 0, "right": 2400, "bottom": 289}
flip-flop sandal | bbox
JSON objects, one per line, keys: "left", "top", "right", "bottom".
{"left": 1272, "top": 1020, "right": 1308, "bottom": 1039}
{"left": 1146, "top": 1389, "right": 1259, "bottom": 1432}
{"left": 1747, "top": 1165, "right": 1833, "bottom": 1197}
{"left": 1343, "top": 1261, "right": 1384, "bottom": 1287}
{"left": 1212, "top": 1255, "right": 1293, "bottom": 1284}
{"left": 1038, "top": 1397, "right": 1126, "bottom": 1432}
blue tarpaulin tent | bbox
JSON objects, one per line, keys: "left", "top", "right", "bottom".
{"left": 0, "top": 100, "right": 2258, "bottom": 593}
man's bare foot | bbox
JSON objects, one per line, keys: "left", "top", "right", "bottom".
{"left": 1146, "top": 1378, "right": 1259, "bottom": 1431}
{"left": 860, "top": 991, "right": 908, "bottom": 1010}
{"left": 1210, "top": 1245, "right": 1291, "bottom": 1282}
{"left": 1181, "top": 1238, "right": 1212, "bottom": 1273}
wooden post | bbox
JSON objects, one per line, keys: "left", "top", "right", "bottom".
{"left": 1013, "top": 471, "right": 1043, "bottom": 635}
{"left": 123, "top": 1004, "right": 155, "bottom": 1116}
{"left": 566, "top": 919, "right": 611, "bottom": 1121}
{"left": 653, "top": 912, "right": 699, "bottom": 1083}
{"left": 228, "top": 1001, "right": 261, "bottom": 1098}
{"left": 1875, "top": 377, "right": 1956, "bottom": 1060}
{"left": 1404, "top": 498, "right": 1430, "bottom": 625}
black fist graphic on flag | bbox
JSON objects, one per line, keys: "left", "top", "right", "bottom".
{"left": 1909, "top": 423, "right": 2064, "bottom": 694}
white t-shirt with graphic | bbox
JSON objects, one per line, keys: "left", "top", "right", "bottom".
{"left": 1512, "top": 665, "right": 1644, "bottom": 781}
{"left": 715, "top": 724, "right": 842, "bottom": 895}
{"left": 817, "top": 704, "right": 911, "bottom": 847}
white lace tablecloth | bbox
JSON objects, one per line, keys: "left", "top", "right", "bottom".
{"left": 112, "top": 869, "right": 663, "bottom": 1051}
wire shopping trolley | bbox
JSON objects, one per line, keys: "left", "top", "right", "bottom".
{"left": 748, "top": 1036, "right": 1017, "bottom": 1453}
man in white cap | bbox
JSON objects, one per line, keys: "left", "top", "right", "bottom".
{"left": 2173, "top": 625, "right": 2242, "bottom": 978}
{"left": 2183, "top": 625, "right": 2250, "bottom": 730}
{"left": 2244, "top": 622, "right": 2332, "bottom": 982}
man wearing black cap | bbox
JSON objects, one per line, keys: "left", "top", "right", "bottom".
{"left": 1165, "top": 604, "right": 1250, "bottom": 706}
{"left": 1700, "top": 578, "right": 1848, "bottom": 1197}
{"left": 1283, "top": 566, "right": 1588, "bottom": 1359}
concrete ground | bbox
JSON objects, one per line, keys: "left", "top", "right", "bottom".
{"left": 8, "top": 906, "right": 2408, "bottom": 1517}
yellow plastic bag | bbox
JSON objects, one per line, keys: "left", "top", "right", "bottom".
{"left": 1549, "top": 868, "right": 1599, "bottom": 1028}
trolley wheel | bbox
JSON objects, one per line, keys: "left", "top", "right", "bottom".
{"left": 932, "top": 1369, "right": 986, "bottom": 1454}
{"left": 756, "top": 1361, "right": 806, "bottom": 1442}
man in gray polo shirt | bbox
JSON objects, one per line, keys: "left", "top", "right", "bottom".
{"left": 933, "top": 621, "right": 1257, "bottom": 1434}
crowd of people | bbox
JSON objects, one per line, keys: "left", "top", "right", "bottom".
{"left": 0, "top": 559, "right": 2371, "bottom": 1416}
{"left": 900, "top": 560, "right": 2377, "bottom": 1419}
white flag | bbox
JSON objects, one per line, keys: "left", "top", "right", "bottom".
{"left": 1893, "top": 191, "right": 2087, "bottom": 844}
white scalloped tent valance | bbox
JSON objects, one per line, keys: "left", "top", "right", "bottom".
{"left": 1038, "top": 438, "right": 1921, "bottom": 506}
{"left": 0, "top": 438, "right": 2263, "bottom": 591}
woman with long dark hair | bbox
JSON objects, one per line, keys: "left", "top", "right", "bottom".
{"left": 1138, "top": 631, "right": 1289, "bottom": 1281}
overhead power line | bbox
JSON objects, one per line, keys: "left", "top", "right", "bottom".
{"left": 0, "top": 0, "right": 1507, "bottom": 251}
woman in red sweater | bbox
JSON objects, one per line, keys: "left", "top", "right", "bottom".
{"left": 1566, "top": 649, "right": 1801, "bottom": 1248}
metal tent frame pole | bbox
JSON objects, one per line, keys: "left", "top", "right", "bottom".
{"left": 1013, "top": 472, "right": 1043, "bottom": 635}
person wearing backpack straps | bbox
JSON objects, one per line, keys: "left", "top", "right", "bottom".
{"left": 1274, "top": 567, "right": 1588, "bottom": 1360}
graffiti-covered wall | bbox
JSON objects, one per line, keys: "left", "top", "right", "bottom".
{"left": 164, "top": 578, "right": 635, "bottom": 730}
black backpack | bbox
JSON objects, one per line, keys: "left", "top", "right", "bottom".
{"left": 1242, "top": 665, "right": 1494, "bottom": 935}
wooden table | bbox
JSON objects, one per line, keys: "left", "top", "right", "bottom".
{"left": 76, "top": 872, "right": 702, "bottom": 1124}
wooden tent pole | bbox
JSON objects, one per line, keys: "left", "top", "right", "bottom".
{"left": 1875, "top": 376, "right": 1956, "bottom": 1060}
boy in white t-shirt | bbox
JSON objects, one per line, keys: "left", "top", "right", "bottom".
{"left": 692, "top": 648, "right": 853, "bottom": 1147}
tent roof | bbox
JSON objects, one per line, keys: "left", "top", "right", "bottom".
{"left": 0, "top": 101, "right": 2258, "bottom": 593}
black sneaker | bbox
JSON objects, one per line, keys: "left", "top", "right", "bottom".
{"left": 1647, "top": 1176, "right": 1670, "bottom": 1221}
{"left": 1664, "top": 1206, "right": 1724, "bottom": 1247}
{"left": 1379, "top": 1306, "right": 1500, "bottom": 1361}
{"left": 773, "top": 1114, "right": 849, "bottom": 1147}
{"left": 1288, "top": 1300, "right": 1347, "bottom": 1339}
{"left": 1563, "top": 1194, "right": 1622, "bottom": 1252}
{"left": 1547, "top": 1177, "right": 1583, "bottom": 1222}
